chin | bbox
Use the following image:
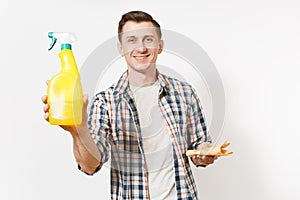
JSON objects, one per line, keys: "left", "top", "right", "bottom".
{"left": 130, "top": 63, "right": 155, "bottom": 72}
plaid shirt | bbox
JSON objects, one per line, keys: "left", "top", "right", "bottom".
{"left": 86, "top": 70, "right": 211, "bottom": 200}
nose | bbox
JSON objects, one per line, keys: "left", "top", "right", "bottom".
{"left": 135, "top": 40, "right": 147, "bottom": 52}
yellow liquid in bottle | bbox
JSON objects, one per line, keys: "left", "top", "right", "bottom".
{"left": 47, "top": 49, "right": 83, "bottom": 125}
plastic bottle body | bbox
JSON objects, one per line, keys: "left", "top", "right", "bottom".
{"left": 47, "top": 49, "right": 83, "bottom": 125}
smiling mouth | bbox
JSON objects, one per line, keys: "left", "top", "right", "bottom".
{"left": 133, "top": 54, "right": 150, "bottom": 60}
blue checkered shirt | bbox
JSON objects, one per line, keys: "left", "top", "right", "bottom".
{"left": 85, "top": 70, "right": 211, "bottom": 199}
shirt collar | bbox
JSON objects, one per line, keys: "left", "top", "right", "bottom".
{"left": 113, "top": 69, "right": 172, "bottom": 96}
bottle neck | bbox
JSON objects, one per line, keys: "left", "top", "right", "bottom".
{"left": 58, "top": 49, "right": 78, "bottom": 73}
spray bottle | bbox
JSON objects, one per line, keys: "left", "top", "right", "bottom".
{"left": 47, "top": 32, "right": 83, "bottom": 125}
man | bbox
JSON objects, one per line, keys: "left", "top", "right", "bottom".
{"left": 42, "top": 11, "right": 217, "bottom": 200}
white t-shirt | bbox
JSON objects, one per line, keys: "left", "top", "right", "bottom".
{"left": 130, "top": 81, "right": 177, "bottom": 200}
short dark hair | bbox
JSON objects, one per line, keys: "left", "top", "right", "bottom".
{"left": 118, "top": 11, "right": 162, "bottom": 42}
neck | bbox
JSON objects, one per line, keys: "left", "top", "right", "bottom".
{"left": 128, "top": 67, "right": 157, "bottom": 87}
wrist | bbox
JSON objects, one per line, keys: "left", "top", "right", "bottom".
{"left": 70, "top": 124, "right": 89, "bottom": 138}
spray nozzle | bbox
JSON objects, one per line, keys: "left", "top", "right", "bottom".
{"left": 48, "top": 32, "right": 77, "bottom": 51}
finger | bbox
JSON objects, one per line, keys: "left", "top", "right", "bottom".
{"left": 196, "top": 160, "right": 208, "bottom": 167}
{"left": 199, "top": 156, "right": 215, "bottom": 164}
{"left": 193, "top": 154, "right": 200, "bottom": 159}
{"left": 79, "top": 94, "right": 89, "bottom": 125}
{"left": 43, "top": 104, "right": 49, "bottom": 113}
{"left": 83, "top": 94, "right": 89, "bottom": 107}
{"left": 206, "top": 156, "right": 216, "bottom": 164}
{"left": 193, "top": 157, "right": 208, "bottom": 165}
{"left": 41, "top": 95, "right": 48, "bottom": 104}
{"left": 82, "top": 94, "right": 89, "bottom": 117}
{"left": 44, "top": 112, "right": 49, "bottom": 121}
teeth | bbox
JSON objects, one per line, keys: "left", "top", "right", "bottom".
{"left": 134, "top": 55, "right": 149, "bottom": 58}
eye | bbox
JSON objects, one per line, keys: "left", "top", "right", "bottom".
{"left": 127, "top": 37, "right": 136, "bottom": 43}
{"left": 144, "top": 37, "right": 154, "bottom": 43}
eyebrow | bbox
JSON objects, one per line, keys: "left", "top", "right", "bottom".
{"left": 143, "top": 34, "right": 155, "bottom": 38}
{"left": 125, "top": 35, "right": 136, "bottom": 39}
{"left": 125, "top": 34, "right": 155, "bottom": 39}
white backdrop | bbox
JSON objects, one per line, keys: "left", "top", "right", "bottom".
{"left": 1, "top": 0, "right": 299, "bottom": 199}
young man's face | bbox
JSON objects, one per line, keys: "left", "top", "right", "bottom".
{"left": 118, "top": 21, "right": 163, "bottom": 73}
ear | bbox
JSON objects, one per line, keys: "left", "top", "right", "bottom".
{"left": 117, "top": 42, "right": 124, "bottom": 56}
{"left": 158, "top": 40, "right": 164, "bottom": 54}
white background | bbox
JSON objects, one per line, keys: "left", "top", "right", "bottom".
{"left": 1, "top": 0, "right": 299, "bottom": 199}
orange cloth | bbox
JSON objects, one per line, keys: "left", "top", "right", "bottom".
{"left": 186, "top": 140, "right": 233, "bottom": 157}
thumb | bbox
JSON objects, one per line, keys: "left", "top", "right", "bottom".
{"left": 81, "top": 94, "right": 89, "bottom": 124}
{"left": 83, "top": 94, "right": 89, "bottom": 108}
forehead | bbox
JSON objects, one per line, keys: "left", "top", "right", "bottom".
{"left": 121, "top": 21, "right": 159, "bottom": 38}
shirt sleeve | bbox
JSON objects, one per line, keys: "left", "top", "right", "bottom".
{"left": 187, "top": 86, "right": 212, "bottom": 150}
{"left": 87, "top": 93, "right": 111, "bottom": 167}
